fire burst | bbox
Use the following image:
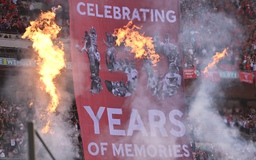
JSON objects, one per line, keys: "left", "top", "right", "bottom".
{"left": 41, "top": 120, "right": 51, "bottom": 134}
{"left": 22, "top": 7, "right": 65, "bottom": 132}
{"left": 203, "top": 48, "right": 229, "bottom": 74}
{"left": 113, "top": 21, "right": 159, "bottom": 65}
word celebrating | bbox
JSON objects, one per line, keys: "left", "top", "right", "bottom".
{"left": 76, "top": 2, "right": 177, "bottom": 23}
{"left": 87, "top": 142, "right": 190, "bottom": 158}
{"left": 84, "top": 106, "right": 186, "bottom": 137}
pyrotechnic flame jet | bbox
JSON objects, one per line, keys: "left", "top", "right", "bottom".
{"left": 41, "top": 121, "right": 51, "bottom": 134}
{"left": 22, "top": 6, "right": 65, "bottom": 133}
{"left": 113, "top": 20, "right": 160, "bottom": 66}
{"left": 203, "top": 48, "right": 229, "bottom": 74}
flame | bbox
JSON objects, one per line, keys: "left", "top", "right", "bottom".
{"left": 22, "top": 8, "right": 64, "bottom": 134}
{"left": 51, "top": 5, "right": 61, "bottom": 12}
{"left": 29, "top": 101, "right": 33, "bottom": 107}
{"left": 22, "top": 9, "right": 65, "bottom": 113}
{"left": 203, "top": 48, "right": 229, "bottom": 74}
{"left": 41, "top": 120, "right": 54, "bottom": 134}
{"left": 113, "top": 21, "right": 159, "bottom": 66}
{"left": 41, "top": 120, "right": 51, "bottom": 134}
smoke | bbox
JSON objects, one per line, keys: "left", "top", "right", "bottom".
{"left": 19, "top": 7, "right": 80, "bottom": 159}
{"left": 188, "top": 80, "right": 256, "bottom": 159}
{"left": 179, "top": 3, "right": 245, "bottom": 69}
{"left": 115, "top": 1, "right": 256, "bottom": 160}
{"left": 115, "top": 68, "right": 189, "bottom": 160}
{"left": 4, "top": 52, "right": 78, "bottom": 160}
{"left": 180, "top": 1, "right": 256, "bottom": 159}
{"left": 0, "top": 13, "right": 78, "bottom": 160}
{"left": 32, "top": 69, "right": 77, "bottom": 160}
{"left": 0, "top": 57, "right": 77, "bottom": 159}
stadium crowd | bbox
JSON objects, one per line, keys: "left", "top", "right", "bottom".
{"left": 0, "top": 0, "right": 69, "bottom": 37}
{"left": 0, "top": 1, "right": 79, "bottom": 159}
{"left": 181, "top": 0, "right": 256, "bottom": 72}
{"left": 0, "top": 96, "right": 82, "bottom": 159}
{"left": 189, "top": 104, "right": 256, "bottom": 160}
{"left": 180, "top": 0, "right": 256, "bottom": 159}
{"left": 0, "top": 0, "right": 256, "bottom": 159}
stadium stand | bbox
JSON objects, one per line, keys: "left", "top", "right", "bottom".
{"left": 0, "top": 0, "right": 80, "bottom": 159}
{"left": 180, "top": 0, "right": 256, "bottom": 159}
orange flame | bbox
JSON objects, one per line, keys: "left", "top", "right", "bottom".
{"left": 113, "top": 21, "right": 159, "bottom": 66}
{"left": 22, "top": 7, "right": 64, "bottom": 134}
{"left": 203, "top": 48, "right": 229, "bottom": 74}
{"left": 22, "top": 9, "right": 65, "bottom": 113}
{"left": 29, "top": 101, "right": 33, "bottom": 108}
{"left": 41, "top": 120, "right": 51, "bottom": 133}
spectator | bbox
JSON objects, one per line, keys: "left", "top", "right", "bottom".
{"left": 0, "top": 145, "right": 5, "bottom": 158}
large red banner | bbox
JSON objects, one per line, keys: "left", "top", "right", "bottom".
{"left": 69, "top": 0, "right": 191, "bottom": 159}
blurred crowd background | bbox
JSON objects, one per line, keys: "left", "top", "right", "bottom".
{"left": 180, "top": 0, "right": 256, "bottom": 160}
{"left": 0, "top": 0, "right": 80, "bottom": 159}
{"left": 181, "top": 0, "right": 256, "bottom": 72}
{"left": 0, "top": 0, "right": 69, "bottom": 37}
{"left": 180, "top": 0, "right": 256, "bottom": 159}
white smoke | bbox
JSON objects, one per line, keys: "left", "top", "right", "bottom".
{"left": 0, "top": 42, "right": 78, "bottom": 159}
{"left": 180, "top": 1, "right": 256, "bottom": 159}
{"left": 188, "top": 80, "right": 256, "bottom": 159}
{"left": 28, "top": 54, "right": 78, "bottom": 159}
